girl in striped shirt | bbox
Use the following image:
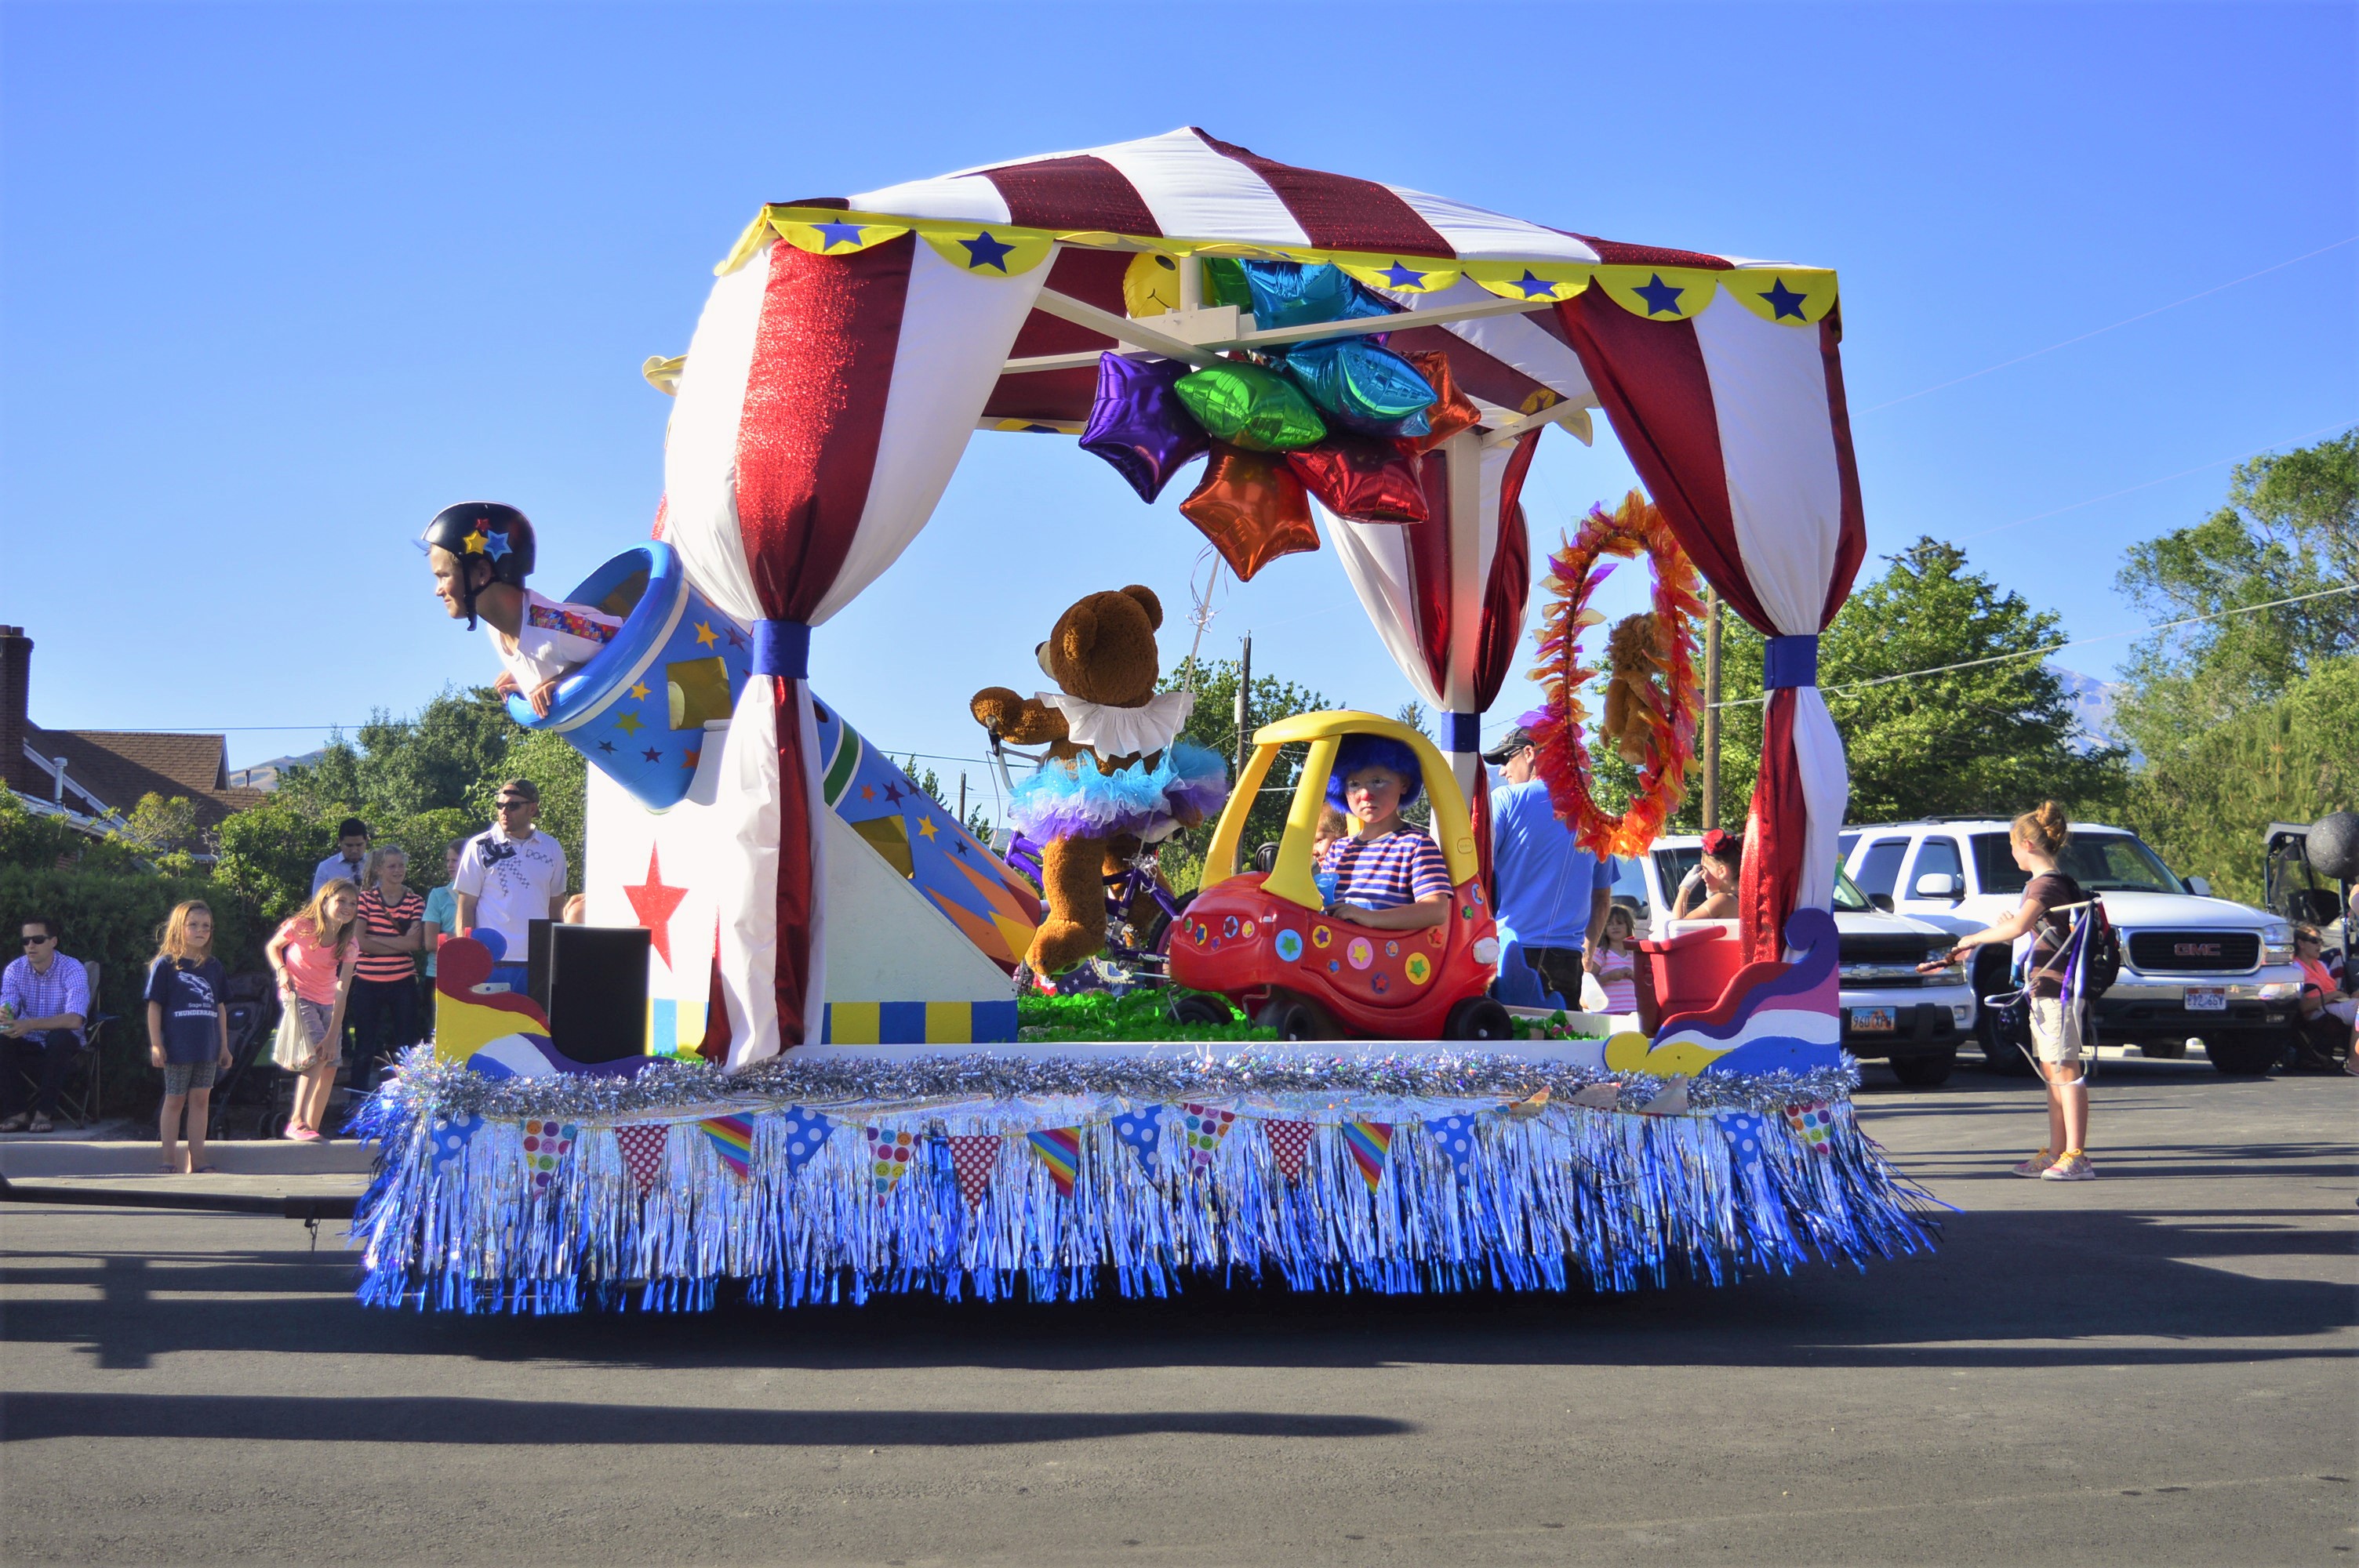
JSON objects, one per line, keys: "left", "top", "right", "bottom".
{"left": 1318, "top": 734, "right": 1453, "bottom": 931}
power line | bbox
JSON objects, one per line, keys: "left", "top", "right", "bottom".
{"left": 1708, "top": 579, "right": 2359, "bottom": 709}
{"left": 1860, "top": 236, "right": 2358, "bottom": 414}
{"left": 1954, "top": 419, "right": 2357, "bottom": 543}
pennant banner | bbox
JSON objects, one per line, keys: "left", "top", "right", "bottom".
{"left": 699, "top": 1116, "right": 754, "bottom": 1181}
{"left": 1342, "top": 1120, "right": 1395, "bottom": 1192}
{"left": 1263, "top": 1120, "right": 1316, "bottom": 1183}
{"left": 947, "top": 1133, "right": 1001, "bottom": 1207}
{"left": 613, "top": 1123, "right": 669, "bottom": 1192}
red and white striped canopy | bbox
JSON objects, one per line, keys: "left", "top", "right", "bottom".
{"left": 665, "top": 129, "right": 1863, "bottom": 1062}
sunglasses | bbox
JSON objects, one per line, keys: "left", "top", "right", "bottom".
{"left": 21, "top": 935, "right": 53, "bottom": 946}
{"left": 495, "top": 798, "right": 533, "bottom": 811}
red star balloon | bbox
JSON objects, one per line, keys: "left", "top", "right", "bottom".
{"left": 1285, "top": 434, "right": 1428, "bottom": 524}
{"left": 1179, "top": 444, "right": 1320, "bottom": 582}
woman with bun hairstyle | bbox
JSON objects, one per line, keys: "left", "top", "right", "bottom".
{"left": 1950, "top": 801, "right": 2097, "bottom": 1181}
{"left": 1672, "top": 829, "right": 1743, "bottom": 920}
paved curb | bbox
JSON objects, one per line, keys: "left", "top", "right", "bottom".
{"left": 0, "top": 1135, "right": 376, "bottom": 1178}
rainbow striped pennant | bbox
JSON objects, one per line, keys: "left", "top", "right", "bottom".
{"left": 699, "top": 1115, "right": 755, "bottom": 1180}
{"left": 1341, "top": 1120, "right": 1395, "bottom": 1192}
{"left": 1027, "top": 1127, "right": 1083, "bottom": 1197}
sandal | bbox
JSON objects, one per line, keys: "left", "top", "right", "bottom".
{"left": 0, "top": 1112, "right": 30, "bottom": 1133}
{"left": 27, "top": 1116, "right": 53, "bottom": 1134}
{"left": 190, "top": 1164, "right": 219, "bottom": 1174}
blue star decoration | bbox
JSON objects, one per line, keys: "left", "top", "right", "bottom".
{"left": 960, "top": 230, "right": 1016, "bottom": 272}
{"left": 1634, "top": 273, "right": 1686, "bottom": 316}
{"left": 1509, "top": 269, "right": 1559, "bottom": 299}
{"left": 1379, "top": 260, "right": 1427, "bottom": 289}
{"left": 1757, "top": 276, "right": 1808, "bottom": 321}
{"left": 479, "top": 525, "right": 513, "bottom": 561}
{"left": 642, "top": 746, "right": 662, "bottom": 763}
{"left": 597, "top": 740, "right": 615, "bottom": 754}
{"left": 813, "top": 220, "right": 866, "bottom": 251}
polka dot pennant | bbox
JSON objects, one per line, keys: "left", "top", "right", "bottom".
{"left": 1179, "top": 1102, "right": 1238, "bottom": 1169}
{"left": 1112, "top": 1104, "right": 1166, "bottom": 1171}
{"left": 1715, "top": 1110, "right": 1768, "bottom": 1176}
{"left": 425, "top": 1112, "right": 482, "bottom": 1176}
{"left": 522, "top": 1119, "right": 577, "bottom": 1191}
{"left": 865, "top": 1124, "right": 918, "bottom": 1197}
{"left": 947, "top": 1133, "right": 1002, "bottom": 1207}
{"left": 612, "top": 1123, "right": 669, "bottom": 1192}
{"left": 1782, "top": 1101, "right": 1835, "bottom": 1154}
{"left": 777, "top": 1106, "right": 836, "bottom": 1174}
{"left": 1263, "top": 1120, "right": 1316, "bottom": 1183}
{"left": 1427, "top": 1113, "right": 1480, "bottom": 1176}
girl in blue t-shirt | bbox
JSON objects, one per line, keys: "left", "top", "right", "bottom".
{"left": 146, "top": 901, "right": 231, "bottom": 1175}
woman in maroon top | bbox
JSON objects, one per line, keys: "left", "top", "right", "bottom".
{"left": 348, "top": 848, "right": 425, "bottom": 1100}
{"left": 1951, "top": 802, "right": 2095, "bottom": 1181}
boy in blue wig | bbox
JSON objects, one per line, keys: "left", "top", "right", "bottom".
{"left": 1319, "top": 734, "right": 1453, "bottom": 931}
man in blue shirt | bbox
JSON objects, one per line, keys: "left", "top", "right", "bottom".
{"left": 1483, "top": 724, "right": 1613, "bottom": 1009}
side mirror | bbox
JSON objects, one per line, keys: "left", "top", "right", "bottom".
{"left": 1910, "top": 873, "right": 1961, "bottom": 899}
{"left": 2186, "top": 876, "right": 2212, "bottom": 898}
{"left": 1869, "top": 893, "right": 1895, "bottom": 913}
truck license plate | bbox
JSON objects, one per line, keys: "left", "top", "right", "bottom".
{"left": 2184, "top": 987, "right": 2226, "bottom": 1012}
{"left": 1850, "top": 1007, "right": 1896, "bottom": 1033}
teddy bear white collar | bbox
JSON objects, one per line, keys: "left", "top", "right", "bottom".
{"left": 1038, "top": 689, "right": 1195, "bottom": 757}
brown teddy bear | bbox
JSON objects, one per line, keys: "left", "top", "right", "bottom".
{"left": 972, "top": 586, "right": 1230, "bottom": 975}
{"left": 1601, "top": 610, "right": 1671, "bottom": 766}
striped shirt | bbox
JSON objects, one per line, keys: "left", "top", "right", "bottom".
{"left": 1321, "top": 828, "right": 1452, "bottom": 912}
{"left": 354, "top": 888, "right": 424, "bottom": 983}
{"left": 2, "top": 953, "right": 89, "bottom": 1044}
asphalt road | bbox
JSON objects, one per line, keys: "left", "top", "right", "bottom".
{"left": 3, "top": 1062, "right": 2353, "bottom": 1566}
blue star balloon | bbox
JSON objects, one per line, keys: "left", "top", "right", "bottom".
{"left": 1277, "top": 339, "right": 1437, "bottom": 432}
{"left": 1240, "top": 260, "right": 1396, "bottom": 332}
{"left": 1080, "top": 354, "right": 1210, "bottom": 503}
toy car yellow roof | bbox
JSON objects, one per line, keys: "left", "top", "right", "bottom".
{"left": 1201, "top": 710, "right": 1481, "bottom": 909}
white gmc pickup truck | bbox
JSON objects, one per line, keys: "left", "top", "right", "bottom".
{"left": 1840, "top": 818, "right": 2303, "bottom": 1076}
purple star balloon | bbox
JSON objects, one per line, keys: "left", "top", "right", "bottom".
{"left": 1080, "top": 353, "right": 1210, "bottom": 503}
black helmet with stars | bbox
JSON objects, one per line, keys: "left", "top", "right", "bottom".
{"left": 421, "top": 502, "right": 536, "bottom": 627}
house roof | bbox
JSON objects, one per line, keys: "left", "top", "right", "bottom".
{"left": 22, "top": 725, "right": 267, "bottom": 830}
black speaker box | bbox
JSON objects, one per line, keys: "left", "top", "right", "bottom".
{"left": 525, "top": 923, "right": 651, "bottom": 1063}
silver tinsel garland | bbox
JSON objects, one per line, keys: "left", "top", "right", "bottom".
{"left": 347, "top": 1046, "right": 1933, "bottom": 1316}
{"left": 370, "top": 1045, "right": 1861, "bottom": 1126}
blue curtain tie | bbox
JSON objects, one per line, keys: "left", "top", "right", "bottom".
{"left": 1446, "top": 711, "right": 1482, "bottom": 753}
{"left": 752, "top": 619, "right": 811, "bottom": 679}
{"left": 1763, "top": 634, "right": 1819, "bottom": 689}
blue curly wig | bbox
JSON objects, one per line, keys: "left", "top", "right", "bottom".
{"left": 1326, "top": 732, "right": 1424, "bottom": 811}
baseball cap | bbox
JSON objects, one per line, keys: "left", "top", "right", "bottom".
{"left": 1480, "top": 710, "right": 1549, "bottom": 765}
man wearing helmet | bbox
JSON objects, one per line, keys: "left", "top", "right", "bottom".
{"left": 422, "top": 502, "right": 621, "bottom": 717}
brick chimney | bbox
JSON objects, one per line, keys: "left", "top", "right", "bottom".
{"left": 0, "top": 627, "right": 29, "bottom": 796}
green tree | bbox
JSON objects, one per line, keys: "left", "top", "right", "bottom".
{"left": 2121, "top": 659, "right": 2359, "bottom": 902}
{"left": 1154, "top": 655, "right": 1339, "bottom": 891}
{"left": 2113, "top": 430, "right": 2357, "bottom": 762}
{"left": 1681, "top": 537, "right": 2125, "bottom": 827}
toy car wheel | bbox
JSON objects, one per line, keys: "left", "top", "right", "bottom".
{"left": 1169, "top": 993, "right": 1234, "bottom": 1029}
{"left": 1256, "top": 992, "right": 1337, "bottom": 1041}
{"left": 1444, "top": 997, "right": 1514, "bottom": 1042}
{"left": 1145, "top": 892, "right": 1197, "bottom": 958}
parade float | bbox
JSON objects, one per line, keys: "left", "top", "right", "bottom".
{"left": 354, "top": 129, "right": 1928, "bottom": 1312}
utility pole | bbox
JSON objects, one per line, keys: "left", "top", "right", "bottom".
{"left": 1700, "top": 589, "right": 1723, "bottom": 830}
{"left": 1234, "top": 633, "right": 1253, "bottom": 781}
{"left": 957, "top": 771, "right": 967, "bottom": 827}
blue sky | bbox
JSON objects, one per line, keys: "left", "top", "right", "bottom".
{"left": 3, "top": 2, "right": 2351, "bottom": 782}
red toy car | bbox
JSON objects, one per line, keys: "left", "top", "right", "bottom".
{"left": 1167, "top": 712, "right": 1510, "bottom": 1040}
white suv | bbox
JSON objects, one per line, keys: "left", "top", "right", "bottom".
{"left": 1841, "top": 819, "right": 2303, "bottom": 1076}
{"left": 1614, "top": 836, "right": 1979, "bottom": 1087}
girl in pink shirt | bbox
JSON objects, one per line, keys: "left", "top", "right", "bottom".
{"left": 267, "top": 880, "right": 358, "bottom": 1142}
{"left": 1587, "top": 905, "right": 1641, "bottom": 1015}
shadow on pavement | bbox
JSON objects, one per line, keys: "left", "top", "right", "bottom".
{"left": 4, "top": 1196, "right": 2351, "bottom": 1377}
{"left": 0, "top": 1392, "right": 1407, "bottom": 1446}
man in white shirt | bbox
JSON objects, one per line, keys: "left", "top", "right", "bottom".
{"left": 452, "top": 779, "right": 568, "bottom": 975}
{"left": 311, "top": 817, "right": 371, "bottom": 895}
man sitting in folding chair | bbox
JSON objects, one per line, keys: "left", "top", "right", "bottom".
{"left": 2, "top": 916, "right": 90, "bottom": 1134}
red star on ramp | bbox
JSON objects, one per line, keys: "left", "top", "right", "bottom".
{"left": 622, "top": 845, "right": 689, "bottom": 968}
